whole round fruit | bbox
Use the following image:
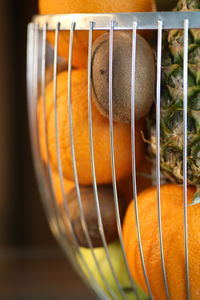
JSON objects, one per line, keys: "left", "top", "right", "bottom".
{"left": 38, "top": 69, "right": 145, "bottom": 184}
{"left": 62, "top": 184, "right": 126, "bottom": 247}
{"left": 78, "top": 241, "right": 150, "bottom": 300}
{"left": 38, "top": 62, "right": 67, "bottom": 96}
{"left": 92, "top": 31, "right": 155, "bottom": 123}
{"left": 123, "top": 184, "right": 200, "bottom": 300}
{"left": 39, "top": 0, "right": 156, "bottom": 68}
{"left": 52, "top": 171, "right": 75, "bottom": 202}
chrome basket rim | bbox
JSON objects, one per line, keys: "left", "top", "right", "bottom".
{"left": 32, "top": 11, "right": 200, "bottom": 30}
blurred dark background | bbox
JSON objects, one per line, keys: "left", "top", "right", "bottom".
{"left": 0, "top": 1, "right": 96, "bottom": 299}
{"left": 0, "top": 0, "right": 176, "bottom": 299}
{"left": 1, "top": 0, "right": 51, "bottom": 248}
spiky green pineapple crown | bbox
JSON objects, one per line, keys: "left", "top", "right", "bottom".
{"left": 174, "top": 0, "right": 200, "bottom": 11}
{"left": 149, "top": 0, "right": 200, "bottom": 192}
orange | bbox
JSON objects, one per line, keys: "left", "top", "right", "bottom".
{"left": 51, "top": 171, "right": 74, "bottom": 205}
{"left": 38, "top": 61, "right": 67, "bottom": 97}
{"left": 39, "top": 0, "right": 156, "bottom": 68}
{"left": 123, "top": 184, "right": 200, "bottom": 300}
{"left": 38, "top": 69, "right": 145, "bottom": 185}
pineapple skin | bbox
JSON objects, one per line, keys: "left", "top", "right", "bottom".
{"left": 150, "top": 0, "right": 200, "bottom": 186}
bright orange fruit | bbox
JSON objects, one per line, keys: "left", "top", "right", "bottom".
{"left": 123, "top": 184, "right": 200, "bottom": 300}
{"left": 39, "top": 0, "right": 156, "bottom": 68}
{"left": 38, "top": 69, "right": 145, "bottom": 185}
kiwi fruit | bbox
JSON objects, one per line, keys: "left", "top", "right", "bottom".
{"left": 61, "top": 185, "right": 126, "bottom": 248}
{"left": 92, "top": 31, "right": 155, "bottom": 123}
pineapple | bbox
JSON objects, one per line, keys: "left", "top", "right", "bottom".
{"left": 149, "top": 0, "right": 200, "bottom": 193}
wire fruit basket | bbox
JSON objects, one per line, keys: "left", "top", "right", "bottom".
{"left": 27, "top": 11, "right": 200, "bottom": 300}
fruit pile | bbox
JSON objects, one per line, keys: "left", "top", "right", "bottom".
{"left": 38, "top": 0, "right": 200, "bottom": 299}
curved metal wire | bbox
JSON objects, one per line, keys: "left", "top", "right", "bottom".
{"left": 108, "top": 20, "right": 141, "bottom": 300}
{"left": 130, "top": 21, "right": 153, "bottom": 300}
{"left": 27, "top": 11, "right": 197, "bottom": 300}
{"left": 51, "top": 22, "right": 109, "bottom": 300}
{"left": 156, "top": 20, "right": 170, "bottom": 300}
{"left": 27, "top": 22, "right": 108, "bottom": 300}
{"left": 87, "top": 21, "right": 129, "bottom": 300}
{"left": 67, "top": 21, "right": 119, "bottom": 300}
{"left": 183, "top": 18, "right": 190, "bottom": 300}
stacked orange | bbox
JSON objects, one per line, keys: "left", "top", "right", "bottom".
{"left": 123, "top": 184, "right": 200, "bottom": 300}
{"left": 39, "top": 0, "right": 156, "bottom": 68}
{"left": 38, "top": 69, "right": 145, "bottom": 185}
{"left": 38, "top": 0, "right": 157, "bottom": 185}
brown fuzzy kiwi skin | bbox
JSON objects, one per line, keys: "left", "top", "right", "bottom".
{"left": 61, "top": 185, "right": 126, "bottom": 248}
{"left": 91, "top": 31, "right": 155, "bottom": 123}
